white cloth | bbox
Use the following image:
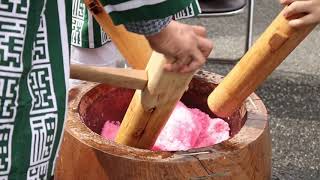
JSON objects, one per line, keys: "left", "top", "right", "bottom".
{"left": 71, "top": 42, "right": 125, "bottom": 66}
{"left": 70, "top": 42, "right": 126, "bottom": 88}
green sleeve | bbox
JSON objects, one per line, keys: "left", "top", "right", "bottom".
{"left": 100, "top": 0, "right": 201, "bottom": 25}
{"left": 71, "top": 0, "right": 201, "bottom": 48}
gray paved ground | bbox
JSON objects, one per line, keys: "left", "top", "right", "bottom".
{"left": 184, "top": 0, "right": 320, "bottom": 179}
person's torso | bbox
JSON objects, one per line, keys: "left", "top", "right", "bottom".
{"left": 0, "top": 0, "right": 70, "bottom": 179}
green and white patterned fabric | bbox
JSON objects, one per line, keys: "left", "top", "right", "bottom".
{"left": 0, "top": 0, "right": 197, "bottom": 179}
{"left": 0, "top": 0, "right": 70, "bottom": 179}
{"left": 72, "top": 0, "right": 201, "bottom": 48}
{"left": 102, "top": 0, "right": 201, "bottom": 24}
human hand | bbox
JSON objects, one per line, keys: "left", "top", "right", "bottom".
{"left": 280, "top": 0, "right": 320, "bottom": 27}
{"left": 146, "top": 21, "right": 213, "bottom": 73}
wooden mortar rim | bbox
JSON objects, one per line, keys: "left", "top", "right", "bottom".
{"left": 66, "top": 70, "right": 268, "bottom": 162}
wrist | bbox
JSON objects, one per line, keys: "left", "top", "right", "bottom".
{"left": 124, "top": 16, "right": 172, "bottom": 36}
{"left": 146, "top": 20, "right": 175, "bottom": 46}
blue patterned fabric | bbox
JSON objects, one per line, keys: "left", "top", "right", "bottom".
{"left": 124, "top": 16, "right": 172, "bottom": 36}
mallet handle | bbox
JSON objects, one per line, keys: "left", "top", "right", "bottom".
{"left": 115, "top": 52, "right": 194, "bottom": 149}
{"left": 84, "top": 0, "right": 151, "bottom": 69}
{"left": 70, "top": 64, "right": 148, "bottom": 90}
{"left": 208, "top": 10, "right": 316, "bottom": 118}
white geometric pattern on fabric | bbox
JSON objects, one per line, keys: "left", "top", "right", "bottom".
{"left": 0, "top": 72, "right": 20, "bottom": 123}
{"left": 27, "top": 161, "right": 49, "bottom": 180}
{"left": 174, "top": 3, "right": 197, "bottom": 20}
{"left": 27, "top": 13, "right": 59, "bottom": 180}
{"left": 71, "top": 17, "right": 84, "bottom": 46}
{"left": 1, "top": 0, "right": 69, "bottom": 179}
{"left": 104, "top": 0, "right": 167, "bottom": 13}
{"left": 32, "top": 17, "right": 50, "bottom": 65}
{"left": 0, "top": 0, "right": 29, "bottom": 18}
{"left": 71, "top": 0, "right": 85, "bottom": 46}
{"left": 71, "top": 0, "right": 200, "bottom": 48}
{"left": 0, "top": 0, "right": 29, "bottom": 72}
{"left": 0, "top": 1, "right": 29, "bottom": 177}
{"left": 0, "top": 16, "right": 27, "bottom": 72}
{"left": 27, "top": 64, "right": 57, "bottom": 115}
{"left": 27, "top": 86, "right": 58, "bottom": 179}
{"left": 72, "top": 0, "right": 85, "bottom": 20}
{"left": 28, "top": 15, "right": 57, "bottom": 115}
{"left": 0, "top": 124, "right": 13, "bottom": 179}
{"left": 100, "top": 26, "right": 111, "bottom": 45}
{"left": 28, "top": 114, "right": 58, "bottom": 166}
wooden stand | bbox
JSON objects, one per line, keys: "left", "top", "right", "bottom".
{"left": 55, "top": 71, "right": 271, "bottom": 180}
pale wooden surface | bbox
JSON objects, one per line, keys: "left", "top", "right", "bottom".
{"left": 70, "top": 64, "right": 148, "bottom": 90}
{"left": 115, "top": 52, "right": 194, "bottom": 148}
{"left": 83, "top": 0, "right": 151, "bottom": 69}
{"left": 207, "top": 9, "right": 316, "bottom": 118}
{"left": 55, "top": 71, "right": 271, "bottom": 180}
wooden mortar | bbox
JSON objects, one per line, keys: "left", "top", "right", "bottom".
{"left": 55, "top": 70, "right": 271, "bottom": 180}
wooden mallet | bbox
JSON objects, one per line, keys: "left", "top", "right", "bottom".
{"left": 207, "top": 11, "right": 317, "bottom": 118}
{"left": 83, "top": 0, "right": 196, "bottom": 149}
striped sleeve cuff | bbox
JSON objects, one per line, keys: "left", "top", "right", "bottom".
{"left": 124, "top": 16, "right": 172, "bottom": 36}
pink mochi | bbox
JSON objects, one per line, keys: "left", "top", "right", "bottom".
{"left": 101, "top": 121, "right": 120, "bottom": 140}
{"left": 101, "top": 101, "right": 230, "bottom": 151}
{"left": 152, "top": 102, "right": 202, "bottom": 151}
